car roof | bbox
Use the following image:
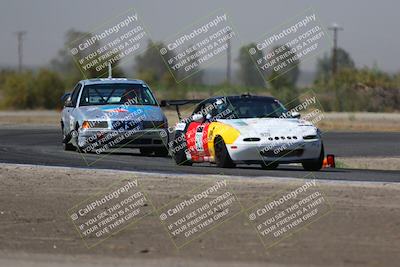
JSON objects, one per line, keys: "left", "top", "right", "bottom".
{"left": 80, "top": 78, "right": 146, "bottom": 86}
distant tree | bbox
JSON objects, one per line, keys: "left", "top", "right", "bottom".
{"left": 0, "top": 69, "right": 15, "bottom": 89}
{"left": 1, "top": 70, "right": 65, "bottom": 109}
{"left": 316, "top": 47, "right": 355, "bottom": 83}
{"left": 2, "top": 72, "right": 35, "bottom": 109}
{"left": 33, "top": 69, "right": 65, "bottom": 109}
{"left": 183, "top": 45, "right": 203, "bottom": 85}
{"left": 134, "top": 40, "right": 177, "bottom": 84}
{"left": 237, "top": 44, "right": 265, "bottom": 87}
{"left": 265, "top": 45, "right": 300, "bottom": 104}
{"left": 267, "top": 44, "right": 300, "bottom": 89}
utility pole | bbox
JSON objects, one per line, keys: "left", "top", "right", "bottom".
{"left": 328, "top": 23, "right": 343, "bottom": 75}
{"left": 15, "top": 31, "right": 27, "bottom": 72}
{"left": 226, "top": 29, "right": 231, "bottom": 85}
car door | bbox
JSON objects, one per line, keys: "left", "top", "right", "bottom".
{"left": 186, "top": 102, "right": 213, "bottom": 162}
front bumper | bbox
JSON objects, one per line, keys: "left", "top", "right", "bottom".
{"left": 227, "top": 139, "right": 322, "bottom": 164}
{"left": 77, "top": 128, "right": 168, "bottom": 151}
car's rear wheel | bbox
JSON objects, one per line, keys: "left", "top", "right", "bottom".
{"left": 261, "top": 161, "right": 279, "bottom": 170}
{"left": 214, "top": 136, "right": 235, "bottom": 168}
{"left": 171, "top": 131, "right": 192, "bottom": 166}
{"left": 302, "top": 143, "right": 324, "bottom": 171}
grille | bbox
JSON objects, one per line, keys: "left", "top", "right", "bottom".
{"left": 267, "top": 136, "right": 298, "bottom": 141}
{"left": 112, "top": 121, "right": 143, "bottom": 131}
{"left": 142, "top": 121, "right": 166, "bottom": 129}
{"left": 112, "top": 120, "right": 166, "bottom": 130}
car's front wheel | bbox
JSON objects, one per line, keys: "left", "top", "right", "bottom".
{"left": 62, "top": 125, "right": 76, "bottom": 151}
{"left": 214, "top": 136, "right": 235, "bottom": 168}
{"left": 302, "top": 143, "right": 324, "bottom": 171}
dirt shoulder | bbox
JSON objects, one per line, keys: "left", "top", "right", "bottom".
{"left": 0, "top": 163, "right": 399, "bottom": 267}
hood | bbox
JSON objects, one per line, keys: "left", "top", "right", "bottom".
{"left": 78, "top": 105, "right": 165, "bottom": 121}
{"left": 219, "top": 118, "right": 318, "bottom": 138}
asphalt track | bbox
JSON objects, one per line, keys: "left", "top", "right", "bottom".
{"left": 0, "top": 126, "right": 399, "bottom": 182}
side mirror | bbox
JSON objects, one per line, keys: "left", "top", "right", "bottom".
{"left": 61, "top": 93, "right": 71, "bottom": 103}
{"left": 63, "top": 94, "right": 73, "bottom": 108}
{"left": 192, "top": 113, "right": 204, "bottom": 122}
{"left": 291, "top": 111, "right": 301, "bottom": 119}
{"left": 64, "top": 98, "right": 74, "bottom": 107}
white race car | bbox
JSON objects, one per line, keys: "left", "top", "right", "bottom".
{"left": 168, "top": 94, "right": 324, "bottom": 170}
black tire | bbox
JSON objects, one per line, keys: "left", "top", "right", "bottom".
{"left": 62, "top": 126, "right": 76, "bottom": 151}
{"left": 302, "top": 143, "right": 324, "bottom": 171}
{"left": 154, "top": 147, "right": 169, "bottom": 157}
{"left": 261, "top": 161, "right": 279, "bottom": 170}
{"left": 63, "top": 141, "right": 76, "bottom": 151}
{"left": 73, "top": 128, "right": 88, "bottom": 153}
{"left": 140, "top": 148, "right": 153, "bottom": 156}
{"left": 171, "top": 131, "right": 192, "bottom": 166}
{"left": 214, "top": 136, "right": 235, "bottom": 168}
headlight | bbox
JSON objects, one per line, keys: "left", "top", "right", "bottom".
{"left": 303, "top": 135, "right": 318, "bottom": 140}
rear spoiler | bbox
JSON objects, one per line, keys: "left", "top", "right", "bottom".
{"left": 160, "top": 99, "right": 203, "bottom": 120}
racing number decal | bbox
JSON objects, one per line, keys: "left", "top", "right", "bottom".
{"left": 186, "top": 122, "right": 210, "bottom": 161}
{"left": 195, "top": 126, "right": 205, "bottom": 152}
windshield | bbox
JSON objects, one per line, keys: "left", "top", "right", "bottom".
{"left": 79, "top": 83, "right": 157, "bottom": 106}
{"left": 207, "top": 97, "right": 289, "bottom": 119}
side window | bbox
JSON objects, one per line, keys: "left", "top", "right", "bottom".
{"left": 203, "top": 102, "right": 216, "bottom": 117}
{"left": 70, "top": 83, "right": 82, "bottom": 107}
{"left": 193, "top": 101, "right": 208, "bottom": 115}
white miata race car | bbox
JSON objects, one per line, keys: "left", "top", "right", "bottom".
{"left": 168, "top": 94, "right": 324, "bottom": 170}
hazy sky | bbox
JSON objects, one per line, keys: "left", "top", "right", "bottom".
{"left": 0, "top": 0, "right": 399, "bottom": 73}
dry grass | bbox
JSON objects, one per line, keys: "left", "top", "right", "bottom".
{"left": 337, "top": 157, "right": 400, "bottom": 171}
{"left": 317, "top": 112, "right": 400, "bottom": 132}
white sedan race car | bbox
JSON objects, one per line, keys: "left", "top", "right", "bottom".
{"left": 169, "top": 94, "right": 325, "bottom": 171}
{"left": 61, "top": 78, "right": 169, "bottom": 156}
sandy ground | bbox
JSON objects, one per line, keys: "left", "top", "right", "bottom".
{"left": 0, "top": 163, "right": 399, "bottom": 267}
{"left": 1, "top": 110, "right": 400, "bottom": 132}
